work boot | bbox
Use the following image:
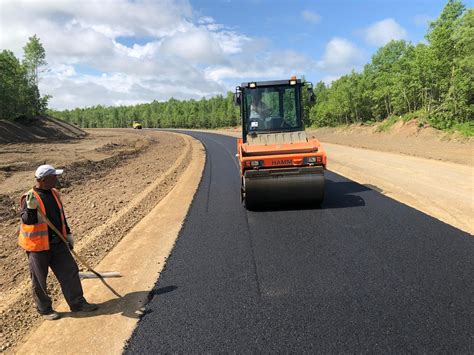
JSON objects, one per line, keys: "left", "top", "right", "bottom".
{"left": 70, "top": 301, "right": 98, "bottom": 312}
{"left": 42, "top": 311, "right": 60, "bottom": 320}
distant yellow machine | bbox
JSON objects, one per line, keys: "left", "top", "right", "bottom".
{"left": 132, "top": 121, "right": 142, "bottom": 129}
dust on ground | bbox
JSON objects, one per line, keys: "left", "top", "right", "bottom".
{"left": 0, "top": 124, "right": 191, "bottom": 352}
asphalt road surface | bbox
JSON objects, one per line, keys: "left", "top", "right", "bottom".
{"left": 125, "top": 131, "right": 473, "bottom": 353}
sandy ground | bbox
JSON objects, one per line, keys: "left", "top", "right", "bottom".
{"left": 0, "top": 129, "right": 192, "bottom": 352}
{"left": 307, "top": 122, "right": 473, "bottom": 234}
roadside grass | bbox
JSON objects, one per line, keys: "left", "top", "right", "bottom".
{"left": 375, "top": 115, "right": 400, "bottom": 132}
{"left": 399, "top": 110, "right": 473, "bottom": 137}
{"left": 401, "top": 110, "right": 429, "bottom": 124}
{"left": 310, "top": 110, "right": 472, "bottom": 138}
{"left": 449, "top": 122, "right": 474, "bottom": 137}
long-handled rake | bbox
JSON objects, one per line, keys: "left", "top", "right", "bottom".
{"left": 37, "top": 209, "right": 123, "bottom": 298}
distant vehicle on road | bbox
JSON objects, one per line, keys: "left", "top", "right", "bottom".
{"left": 133, "top": 121, "right": 142, "bottom": 129}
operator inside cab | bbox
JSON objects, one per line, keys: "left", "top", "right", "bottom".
{"left": 248, "top": 93, "right": 272, "bottom": 131}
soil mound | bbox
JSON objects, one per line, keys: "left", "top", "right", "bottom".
{"left": 307, "top": 120, "right": 473, "bottom": 166}
{"left": 0, "top": 115, "right": 87, "bottom": 144}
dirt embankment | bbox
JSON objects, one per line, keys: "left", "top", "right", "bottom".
{"left": 307, "top": 120, "right": 473, "bottom": 167}
{"left": 0, "top": 116, "right": 87, "bottom": 144}
{"left": 0, "top": 122, "right": 192, "bottom": 352}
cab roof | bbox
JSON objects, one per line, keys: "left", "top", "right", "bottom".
{"left": 239, "top": 79, "right": 302, "bottom": 88}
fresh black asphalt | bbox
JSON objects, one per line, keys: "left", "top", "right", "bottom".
{"left": 125, "top": 131, "right": 473, "bottom": 353}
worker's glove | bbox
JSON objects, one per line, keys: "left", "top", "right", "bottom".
{"left": 26, "top": 191, "right": 39, "bottom": 210}
{"left": 66, "top": 234, "right": 74, "bottom": 249}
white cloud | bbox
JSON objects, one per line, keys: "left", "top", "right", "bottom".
{"left": 49, "top": 64, "right": 77, "bottom": 78}
{"left": 301, "top": 10, "right": 321, "bottom": 24}
{"left": 0, "top": 0, "right": 332, "bottom": 110}
{"left": 160, "top": 29, "right": 225, "bottom": 64}
{"left": 41, "top": 67, "right": 227, "bottom": 110}
{"left": 204, "top": 47, "right": 316, "bottom": 86}
{"left": 0, "top": 0, "right": 192, "bottom": 55}
{"left": 364, "top": 18, "right": 407, "bottom": 46}
{"left": 318, "top": 38, "right": 364, "bottom": 75}
{"left": 113, "top": 41, "right": 161, "bottom": 60}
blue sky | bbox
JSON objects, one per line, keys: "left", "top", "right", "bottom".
{"left": 1, "top": 0, "right": 471, "bottom": 110}
{"left": 193, "top": 0, "right": 436, "bottom": 46}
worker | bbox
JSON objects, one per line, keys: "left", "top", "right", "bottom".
{"left": 249, "top": 95, "right": 269, "bottom": 130}
{"left": 250, "top": 94, "right": 270, "bottom": 118}
{"left": 19, "top": 164, "right": 97, "bottom": 320}
{"left": 249, "top": 98, "right": 262, "bottom": 119}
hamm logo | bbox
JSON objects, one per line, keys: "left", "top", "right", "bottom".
{"left": 272, "top": 159, "right": 292, "bottom": 166}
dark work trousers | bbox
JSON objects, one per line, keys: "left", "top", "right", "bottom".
{"left": 27, "top": 242, "right": 85, "bottom": 314}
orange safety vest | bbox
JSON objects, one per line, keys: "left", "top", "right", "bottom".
{"left": 18, "top": 188, "right": 67, "bottom": 252}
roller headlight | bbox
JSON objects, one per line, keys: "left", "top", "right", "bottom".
{"left": 304, "top": 156, "right": 322, "bottom": 165}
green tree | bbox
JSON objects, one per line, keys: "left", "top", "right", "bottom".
{"left": 23, "top": 35, "right": 47, "bottom": 87}
{"left": 445, "top": 7, "right": 474, "bottom": 124}
{"left": 426, "top": 0, "right": 468, "bottom": 126}
{"left": 23, "top": 35, "right": 50, "bottom": 116}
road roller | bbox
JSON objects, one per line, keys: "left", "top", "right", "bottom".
{"left": 234, "top": 76, "right": 327, "bottom": 209}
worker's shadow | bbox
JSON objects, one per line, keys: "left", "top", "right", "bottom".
{"left": 61, "top": 285, "right": 178, "bottom": 319}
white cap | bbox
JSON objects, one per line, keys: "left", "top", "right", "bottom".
{"left": 35, "top": 164, "right": 64, "bottom": 179}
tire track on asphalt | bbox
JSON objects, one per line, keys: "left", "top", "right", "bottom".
{"left": 198, "top": 140, "right": 212, "bottom": 213}
{"left": 203, "top": 133, "right": 240, "bottom": 172}
{"left": 185, "top": 132, "right": 262, "bottom": 298}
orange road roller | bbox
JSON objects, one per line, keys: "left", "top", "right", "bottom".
{"left": 234, "top": 76, "right": 327, "bottom": 209}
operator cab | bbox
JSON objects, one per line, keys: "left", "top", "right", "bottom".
{"left": 234, "top": 78, "right": 313, "bottom": 143}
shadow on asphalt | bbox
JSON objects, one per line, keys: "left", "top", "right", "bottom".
{"left": 322, "top": 179, "right": 370, "bottom": 209}
{"left": 60, "top": 285, "right": 178, "bottom": 319}
{"left": 246, "top": 179, "right": 370, "bottom": 212}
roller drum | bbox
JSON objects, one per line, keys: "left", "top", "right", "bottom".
{"left": 244, "top": 166, "right": 325, "bottom": 209}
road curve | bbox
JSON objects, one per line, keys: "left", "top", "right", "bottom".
{"left": 125, "top": 131, "right": 473, "bottom": 353}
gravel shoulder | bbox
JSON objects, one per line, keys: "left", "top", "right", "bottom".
{"left": 307, "top": 121, "right": 473, "bottom": 166}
